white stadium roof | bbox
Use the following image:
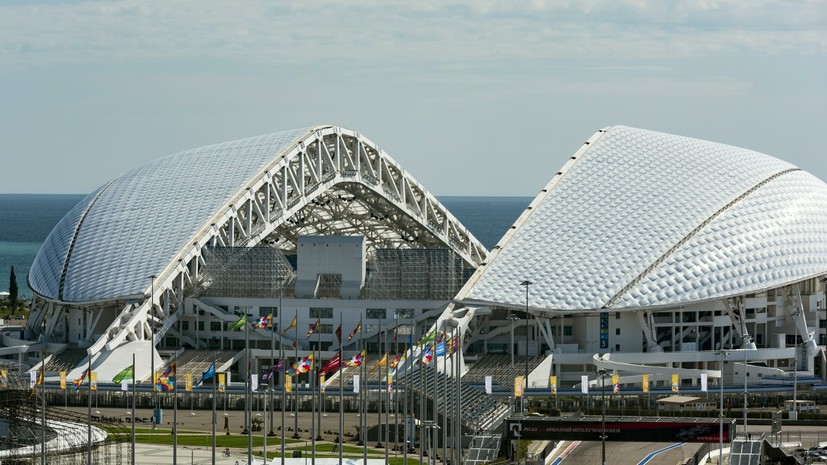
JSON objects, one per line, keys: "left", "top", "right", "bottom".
{"left": 461, "top": 125, "right": 827, "bottom": 312}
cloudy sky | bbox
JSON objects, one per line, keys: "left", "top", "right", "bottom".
{"left": 1, "top": 0, "right": 825, "bottom": 196}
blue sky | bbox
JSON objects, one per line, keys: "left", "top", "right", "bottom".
{"left": 0, "top": 0, "right": 824, "bottom": 196}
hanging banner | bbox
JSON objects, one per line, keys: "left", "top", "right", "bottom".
{"left": 581, "top": 375, "right": 589, "bottom": 394}
{"left": 612, "top": 374, "right": 620, "bottom": 394}
{"left": 671, "top": 374, "right": 679, "bottom": 393}
{"left": 29, "top": 371, "right": 36, "bottom": 388}
{"left": 285, "top": 374, "right": 292, "bottom": 393}
{"left": 514, "top": 376, "right": 524, "bottom": 397}
{"left": 353, "top": 374, "right": 360, "bottom": 393}
{"left": 185, "top": 373, "right": 193, "bottom": 392}
{"left": 700, "top": 373, "right": 708, "bottom": 392}
{"left": 90, "top": 372, "right": 97, "bottom": 391}
{"left": 549, "top": 376, "right": 557, "bottom": 395}
{"left": 121, "top": 381, "right": 128, "bottom": 392}
{"left": 60, "top": 371, "right": 67, "bottom": 390}
{"left": 218, "top": 373, "right": 225, "bottom": 393}
{"left": 251, "top": 373, "right": 258, "bottom": 392}
{"left": 485, "top": 375, "right": 493, "bottom": 394}
{"left": 320, "top": 374, "right": 326, "bottom": 393}
{"left": 642, "top": 374, "right": 650, "bottom": 393}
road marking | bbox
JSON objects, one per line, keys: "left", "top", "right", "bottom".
{"left": 637, "top": 442, "right": 685, "bottom": 465}
{"left": 550, "top": 441, "right": 581, "bottom": 465}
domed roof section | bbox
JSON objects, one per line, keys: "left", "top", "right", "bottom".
{"left": 462, "top": 125, "right": 827, "bottom": 311}
{"left": 29, "top": 127, "right": 312, "bottom": 302}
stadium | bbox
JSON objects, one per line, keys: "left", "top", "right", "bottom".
{"left": 4, "top": 124, "right": 827, "bottom": 460}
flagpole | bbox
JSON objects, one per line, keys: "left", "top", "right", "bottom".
{"left": 270, "top": 306, "right": 276, "bottom": 439}
{"left": 418, "top": 328, "right": 425, "bottom": 465}
{"left": 338, "top": 312, "right": 344, "bottom": 465}
{"left": 40, "top": 348, "right": 45, "bottom": 465}
{"left": 385, "top": 327, "right": 390, "bottom": 464}
{"left": 361, "top": 314, "right": 367, "bottom": 465}
{"left": 87, "top": 356, "right": 92, "bottom": 465}
{"left": 376, "top": 317, "right": 383, "bottom": 448}
{"left": 212, "top": 351, "right": 216, "bottom": 465}
{"left": 293, "top": 309, "right": 300, "bottom": 440}
{"left": 280, "top": 306, "right": 286, "bottom": 464}
{"left": 394, "top": 320, "right": 399, "bottom": 457}
{"left": 132, "top": 352, "right": 136, "bottom": 465}
{"left": 173, "top": 353, "right": 178, "bottom": 465}
{"left": 246, "top": 316, "right": 253, "bottom": 465}
{"left": 442, "top": 329, "right": 447, "bottom": 465}
{"left": 310, "top": 343, "right": 316, "bottom": 465}
{"left": 316, "top": 324, "right": 322, "bottom": 442}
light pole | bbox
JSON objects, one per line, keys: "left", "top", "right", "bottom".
{"left": 717, "top": 349, "right": 727, "bottom": 464}
{"left": 598, "top": 369, "right": 607, "bottom": 465}
{"left": 743, "top": 335, "right": 753, "bottom": 436}
{"left": 521, "top": 280, "right": 532, "bottom": 415}
{"left": 148, "top": 274, "right": 157, "bottom": 430}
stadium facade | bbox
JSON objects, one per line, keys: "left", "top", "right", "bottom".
{"left": 5, "top": 124, "right": 826, "bottom": 407}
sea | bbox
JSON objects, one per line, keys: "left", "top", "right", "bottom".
{"left": 0, "top": 194, "right": 531, "bottom": 296}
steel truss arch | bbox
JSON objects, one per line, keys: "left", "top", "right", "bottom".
{"left": 32, "top": 125, "right": 487, "bottom": 359}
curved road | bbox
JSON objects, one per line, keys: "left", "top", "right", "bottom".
{"left": 552, "top": 440, "right": 701, "bottom": 465}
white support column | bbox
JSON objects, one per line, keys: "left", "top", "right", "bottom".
{"left": 636, "top": 311, "right": 662, "bottom": 352}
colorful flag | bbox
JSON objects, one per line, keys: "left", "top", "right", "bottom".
{"left": 319, "top": 352, "right": 342, "bottom": 375}
{"left": 296, "top": 354, "right": 314, "bottom": 374}
{"left": 387, "top": 373, "right": 394, "bottom": 392}
{"left": 197, "top": 362, "right": 215, "bottom": 387}
{"left": 307, "top": 319, "right": 320, "bottom": 338}
{"left": 435, "top": 341, "right": 446, "bottom": 357}
{"left": 218, "top": 373, "right": 225, "bottom": 393}
{"left": 642, "top": 374, "right": 650, "bottom": 393}
{"left": 228, "top": 315, "right": 247, "bottom": 331}
{"left": 344, "top": 350, "right": 364, "bottom": 368}
{"left": 185, "top": 373, "right": 193, "bottom": 391}
{"left": 156, "top": 363, "right": 176, "bottom": 392}
{"left": 335, "top": 324, "right": 342, "bottom": 343}
{"left": 90, "top": 371, "right": 97, "bottom": 391}
{"left": 252, "top": 314, "right": 273, "bottom": 329}
{"left": 612, "top": 374, "right": 619, "bottom": 394}
{"left": 347, "top": 320, "right": 362, "bottom": 341}
{"left": 514, "top": 376, "right": 524, "bottom": 397}
{"left": 281, "top": 316, "right": 297, "bottom": 335}
{"left": 671, "top": 374, "right": 679, "bottom": 393}
{"left": 370, "top": 353, "right": 388, "bottom": 372}
{"left": 550, "top": 376, "right": 557, "bottom": 395}
{"left": 418, "top": 329, "right": 436, "bottom": 347}
{"left": 72, "top": 369, "right": 90, "bottom": 391}
{"left": 112, "top": 364, "right": 134, "bottom": 384}
{"left": 421, "top": 346, "right": 434, "bottom": 365}
{"left": 60, "top": 371, "right": 66, "bottom": 390}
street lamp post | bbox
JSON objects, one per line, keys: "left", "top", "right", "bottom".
{"left": 717, "top": 349, "right": 727, "bottom": 464}
{"left": 521, "top": 280, "right": 532, "bottom": 416}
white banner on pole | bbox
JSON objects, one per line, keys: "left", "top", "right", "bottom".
{"left": 353, "top": 374, "right": 360, "bottom": 393}
{"left": 251, "top": 374, "right": 258, "bottom": 392}
{"left": 30, "top": 371, "right": 36, "bottom": 388}
{"left": 121, "top": 381, "right": 128, "bottom": 391}
{"left": 485, "top": 375, "right": 492, "bottom": 394}
{"left": 581, "top": 375, "right": 589, "bottom": 394}
{"left": 700, "top": 373, "right": 708, "bottom": 392}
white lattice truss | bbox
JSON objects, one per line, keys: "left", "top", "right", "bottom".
{"left": 30, "top": 126, "right": 488, "bottom": 357}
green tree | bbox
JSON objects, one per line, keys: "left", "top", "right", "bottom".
{"left": 8, "top": 267, "right": 18, "bottom": 314}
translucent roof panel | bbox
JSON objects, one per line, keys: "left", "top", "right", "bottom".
{"left": 463, "top": 125, "right": 827, "bottom": 311}
{"left": 29, "top": 128, "right": 311, "bottom": 302}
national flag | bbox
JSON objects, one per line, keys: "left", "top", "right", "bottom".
{"left": 642, "top": 374, "right": 650, "bottom": 393}
{"left": 262, "top": 362, "right": 280, "bottom": 382}
{"left": 435, "top": 341, "right": 446, "bottom": 357}
{"left": 550, "top": 376, "right": 557, "bottom": 395}
{"left": 319, "top": 352, "right": 342, "bottom": 375}
{"left": 73, "top": 369, "right": 90, "bottom": 391}
{"left": 421, "top": 346, "right": 434, "bottom": 365}
{"left": 344, "top": 350, "right": 364, "bottom": 368}
{"left": 347, "top": 320, "right": 362, "bottom": 341}
{"left": 60, "top": 371, "right": 66, "bottom": 390}
{"left": 389, "top": 354, "right": 401, "bottom": 369}
{"left": 252, "top": 314, "right": 273, "bottom": 329}
{"left": 419, "top": 329, "right": 436, "bottom": 347}
{"left": 671, "top": 374, "right": 679, "bottom": 393}
{"left": 197, "top": 362, "right": 216, "bottom": 387}
{"left": 228, "top": 315, "right": 247, "bottom": 331}
{"left": 335, "top": 324, "right": 342, "bottom": 343}
{"left": 296, "top": 354, "right": 314, "bottom": 374}
{"left": 112, "top": 364, "right": 134, "bottom": 384}
{"left": 370, "top": 353, "right": 388, "bottom": 372}
{"left": 612, "top": 374, "right": 619, "bottom": 394}
{"left": 281, "top": 316, "right": 297, "bottom": 335}
{"left": 307, "top": 319, "right": 320, "bottom": 338}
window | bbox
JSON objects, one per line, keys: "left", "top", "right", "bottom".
{"left": 563, "top": 326, "right": 572, "bottom": 336}
{"left": 211, "top": 322, "right": 222, "bottom": 331}
{"left": 260, "top": 306, "right": 279, "bottom": 317}
{"left": 615, "top": 344, "right": 620, "bottom": 352}
{"left": 309, "top": 307, "right": 333, "bottom": 319}
{"left": 819, "top": 319, "right": 827, "bottom": 329}
{"left": 615, "top": 313, "right": 620, "bottom": 319}
{"left": 181, "top": 321, "right": 189, "bottom": 331}
{"left": 395, "top": 308, "right": 415, "bottom": 319}
{"left": 367, "top": 308, "right": 386, "bottom": 319}
{"left": 615, "top": 328, "right": 620, "bottom": 336}
{"left": 317, "top": 324, "right": 333, "bottom": 334}
{"left": 198, "top": 321, "right": 204, "bottom": 331}
{"left": 316, "top": 273, "right": 342, "bottom": 298}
